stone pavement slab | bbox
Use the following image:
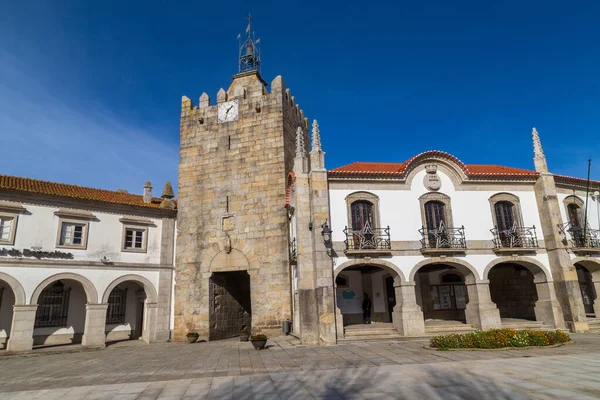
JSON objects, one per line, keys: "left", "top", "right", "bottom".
{"left": 0, "top": 334, "right": 599, "bottom": 399}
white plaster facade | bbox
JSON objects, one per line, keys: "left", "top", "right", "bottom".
{"left": 327, "top": 147, "right": 600, "bottom": 335}
{"left": 0, "top": 184, "right": 176, "bottom": 351}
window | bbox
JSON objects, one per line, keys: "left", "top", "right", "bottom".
{"left": 351, "top": 201, "right": 374, "bottom": 230}
{"left": 122, "top": 226, "right": 148, "bottom": 252}
{"left": 125, "top": 229, "right": 144, "bottom": 249}
{"left": 106, "top": 287, "right": 127, "bottom": 324}
{"left": 431, "top": 274, "right": 467, "bottom": 310}
{"left": 60, "top": 223, "right": 85, "bottom": 246}
{"left": 567, "top": 204, "right": 582, "bottom": 227}
{"left": 419, "top": 192, "right": 454, "bottom": 233}
{"left": 0, "top": 216, "right": 14, "bottom": 242}
{"left": 489, "top": 193, "right": 523, "bottom": 230}
{"left": 494, "top": 201, "right": 515, "bottom": 231}
{"left": 35, "top": 281, "right": 71, "bottom": 328}
{"left": 424, "top": 201, "right": 445, "bottom": 230}
{"left": 56, "top": 218, "right": 90, "bottom": 250}
{"left": 345, "top": 192, "right": 380, "bottom": 230}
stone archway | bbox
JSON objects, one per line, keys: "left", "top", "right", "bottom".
{"left": 484, "top": 257, "right": 564, "bottom": 329}
{"left": 208, "top": 250, "right": 252, "bottom": 340}
{"left": 572, "top": 257, "right": 600, "bottom": 317}
{"left": 409, "top": 258, "right": 483, "bottom": 330}
{"left": 334, "top": 259, "right": 423, "bottom": 337}
{"left": 0, "top": 272, "right": 25, "bottom": 350}
{"left": 102, "top": 275, "right": 159, "bottom": 344}
{"left": 30, "top": 273, "right": 100, "bottom": 347}
{"left": 31, "top": 273, "right": 98, "bottom": 305}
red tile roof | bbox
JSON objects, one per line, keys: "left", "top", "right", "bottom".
{"left": 329, "top": 150, "right": 600, "bottom": 186}
{"left": 0, "top": 174, "right": 174, "bottom": 210}
{"left": 328, "top": 150, "right": 541, "bottom": 180}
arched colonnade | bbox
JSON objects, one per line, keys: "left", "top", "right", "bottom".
{"left": 333, "top": 256, "right": 568, "bottom": 337}
{"left": 0, "top": 272, "right": 159, "bottom": 352}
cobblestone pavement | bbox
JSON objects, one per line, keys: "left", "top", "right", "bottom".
{"left": 0, "top": 334, "right": 599, "bottom": 399}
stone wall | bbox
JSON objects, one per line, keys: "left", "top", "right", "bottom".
{"left": 489, "top": 264, "right": 537, "bottom": 320}
{"left": 175, "top": 71, "right": 307, "bottom": 341}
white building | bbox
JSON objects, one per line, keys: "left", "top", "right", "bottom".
{"left": 327, "top": 130, "right": 600, "bottom": 338}
{"left": 0, "top": 178, "right": 176, "bottom": 351}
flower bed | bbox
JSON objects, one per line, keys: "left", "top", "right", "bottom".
{"left": 430, "top": 329, "right": 569, "bottom": 349}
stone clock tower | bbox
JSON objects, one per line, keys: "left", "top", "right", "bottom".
{"left": 174, "top": 18, "right": 336, "bottom": 344}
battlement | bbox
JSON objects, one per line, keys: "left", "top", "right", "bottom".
{"left": 180, "top": 73, "right": 306, "bottom": 122}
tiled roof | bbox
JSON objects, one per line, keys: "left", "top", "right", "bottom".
{"left": 329, "top": 161, "right": 539, "bottom": 178}
{"left": 328, "top": 162, "right": 408, "bottom": 175}
{"left": 0, "top": 174, "right": 174, "bottom": 210}
{"left": 328, "top": 150, "right": 540, "bottom": 180}
{"left": 329, "top": 151, "right": 600, "bottom": 186}
{"left": 466, "top": 165, "right": 539, "bottom": 176}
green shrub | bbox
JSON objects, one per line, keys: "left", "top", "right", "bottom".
{"left": 251, "top": 334, "right": 268, "bottom": 340}
{"left": 430, "top": 329, "right": 569, "bottom": 349}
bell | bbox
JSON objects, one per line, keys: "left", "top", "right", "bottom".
{"left": 245, "top": 44, "right": 254, "bottom": 56}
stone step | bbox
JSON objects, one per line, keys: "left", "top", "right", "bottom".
{"left": 339, "top": 334, "right": 406, "bottom": 343}
{"left": 344, "top": 330, "right": 398, "bottom": 337}
{"left": 425, "top": 325, "right": 473, "bottom": 333}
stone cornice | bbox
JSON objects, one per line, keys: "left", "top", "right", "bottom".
{"left": 0, "top": 258, "right": 174, "bottom": 270}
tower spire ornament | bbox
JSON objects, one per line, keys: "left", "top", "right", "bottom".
{"left": 311, "top": 119, "right": 321, "bottom": 152}
{"left": 295, "top": 126, "right": 306, "bottom": 158}
{"left": 237, "top": 14, "right": 261, "bottom": 73}
{"left": 532, "top": 127, "right": 548, "bottom": 173}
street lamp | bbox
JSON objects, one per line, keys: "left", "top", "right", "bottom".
{"left": 321, "top": 220, "right": 333, "bottom": 250}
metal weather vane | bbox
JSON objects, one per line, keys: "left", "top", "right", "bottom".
{"left": 237, "top": 14, "right": 261, "bottom": 73}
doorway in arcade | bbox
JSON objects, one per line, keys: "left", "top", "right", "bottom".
{"left": 335, "top": 265, "right": 397, "bottom": 326}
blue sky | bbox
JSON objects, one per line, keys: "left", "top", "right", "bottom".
{"left": 1, "top": 1, "right": 599, "bottom": 194}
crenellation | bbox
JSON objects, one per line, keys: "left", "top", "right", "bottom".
{"left": 199, "top": 92, "right": 210, "bottom": 108}
{"left": 217, "top": 88, "right": 227, "bottom": 102}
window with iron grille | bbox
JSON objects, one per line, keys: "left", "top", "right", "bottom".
{"left": 35, "top": 281, "right": 71, "bottom": 328}
{"left": 106, "top": 287, "right": 127, "bottom": 324}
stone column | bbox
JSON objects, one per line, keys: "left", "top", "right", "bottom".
{"left": 335, "top": 306, "right": 344, "bottom": 340}
{"left": 142, "top": 302, "right": 158, "bottom": 343}
{"left": 6, "top": 305, "right": 37, "bottom": 352}
{"left": 534, "top": 281, "right": 566, "bottom": 328}
{"left": 155, "top": 268, "right": 173, "bottom": 342}
{"left": 593, "top": 279, "right": 600, "bottom": 317}
{"left": 81, "top": 303, "right": 108, "bottom": 348}
{"left": 392, "top": 282, "right": 425, "bottom": 336}
{"left": 465, "top": 280, "right": 502, "bottom": 330}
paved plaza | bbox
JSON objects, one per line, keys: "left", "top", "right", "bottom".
{"left": 1, "top": 334, "right": 600, "bottom": 399}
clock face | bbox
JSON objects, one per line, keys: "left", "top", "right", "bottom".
{"left": 218, "top": 100, "right": 239, "bottom": 123}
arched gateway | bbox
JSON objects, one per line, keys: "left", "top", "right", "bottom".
{"left": 334, "top": 260, "right": 424, "bottom": 337}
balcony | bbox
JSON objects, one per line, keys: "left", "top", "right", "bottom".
{"left": 567, "top": 227, "right": 600, "bottom": 255}
{"left": 343, "top": 222, "right": 392, "bottom": 256}
{"left": 419, "top": 223, "right": 467, "bottom": 255}
{"left": 289, "top": 238, "right": 297, "bottom": 264}
{"left": 491, "top": 225, "right": 539, "bottom": 253}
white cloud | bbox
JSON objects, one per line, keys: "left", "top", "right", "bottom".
{"left": 0, "top": 50, "right": 178, "bottom": 195}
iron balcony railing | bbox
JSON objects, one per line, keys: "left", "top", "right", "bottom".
{"left": 491, "top": 225, "right": 539, "bottom": 249}
{"left": 419, "top": 223, "right": 466, "bottom": 250}
{"left": 289, "top": 238, "right": 297, "bottom": 263}
{"left": 343, "top": 222, "right": 391, "bottom": 251}
{"left": 568, "top": 228, "right": 600, "bottom": 249}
